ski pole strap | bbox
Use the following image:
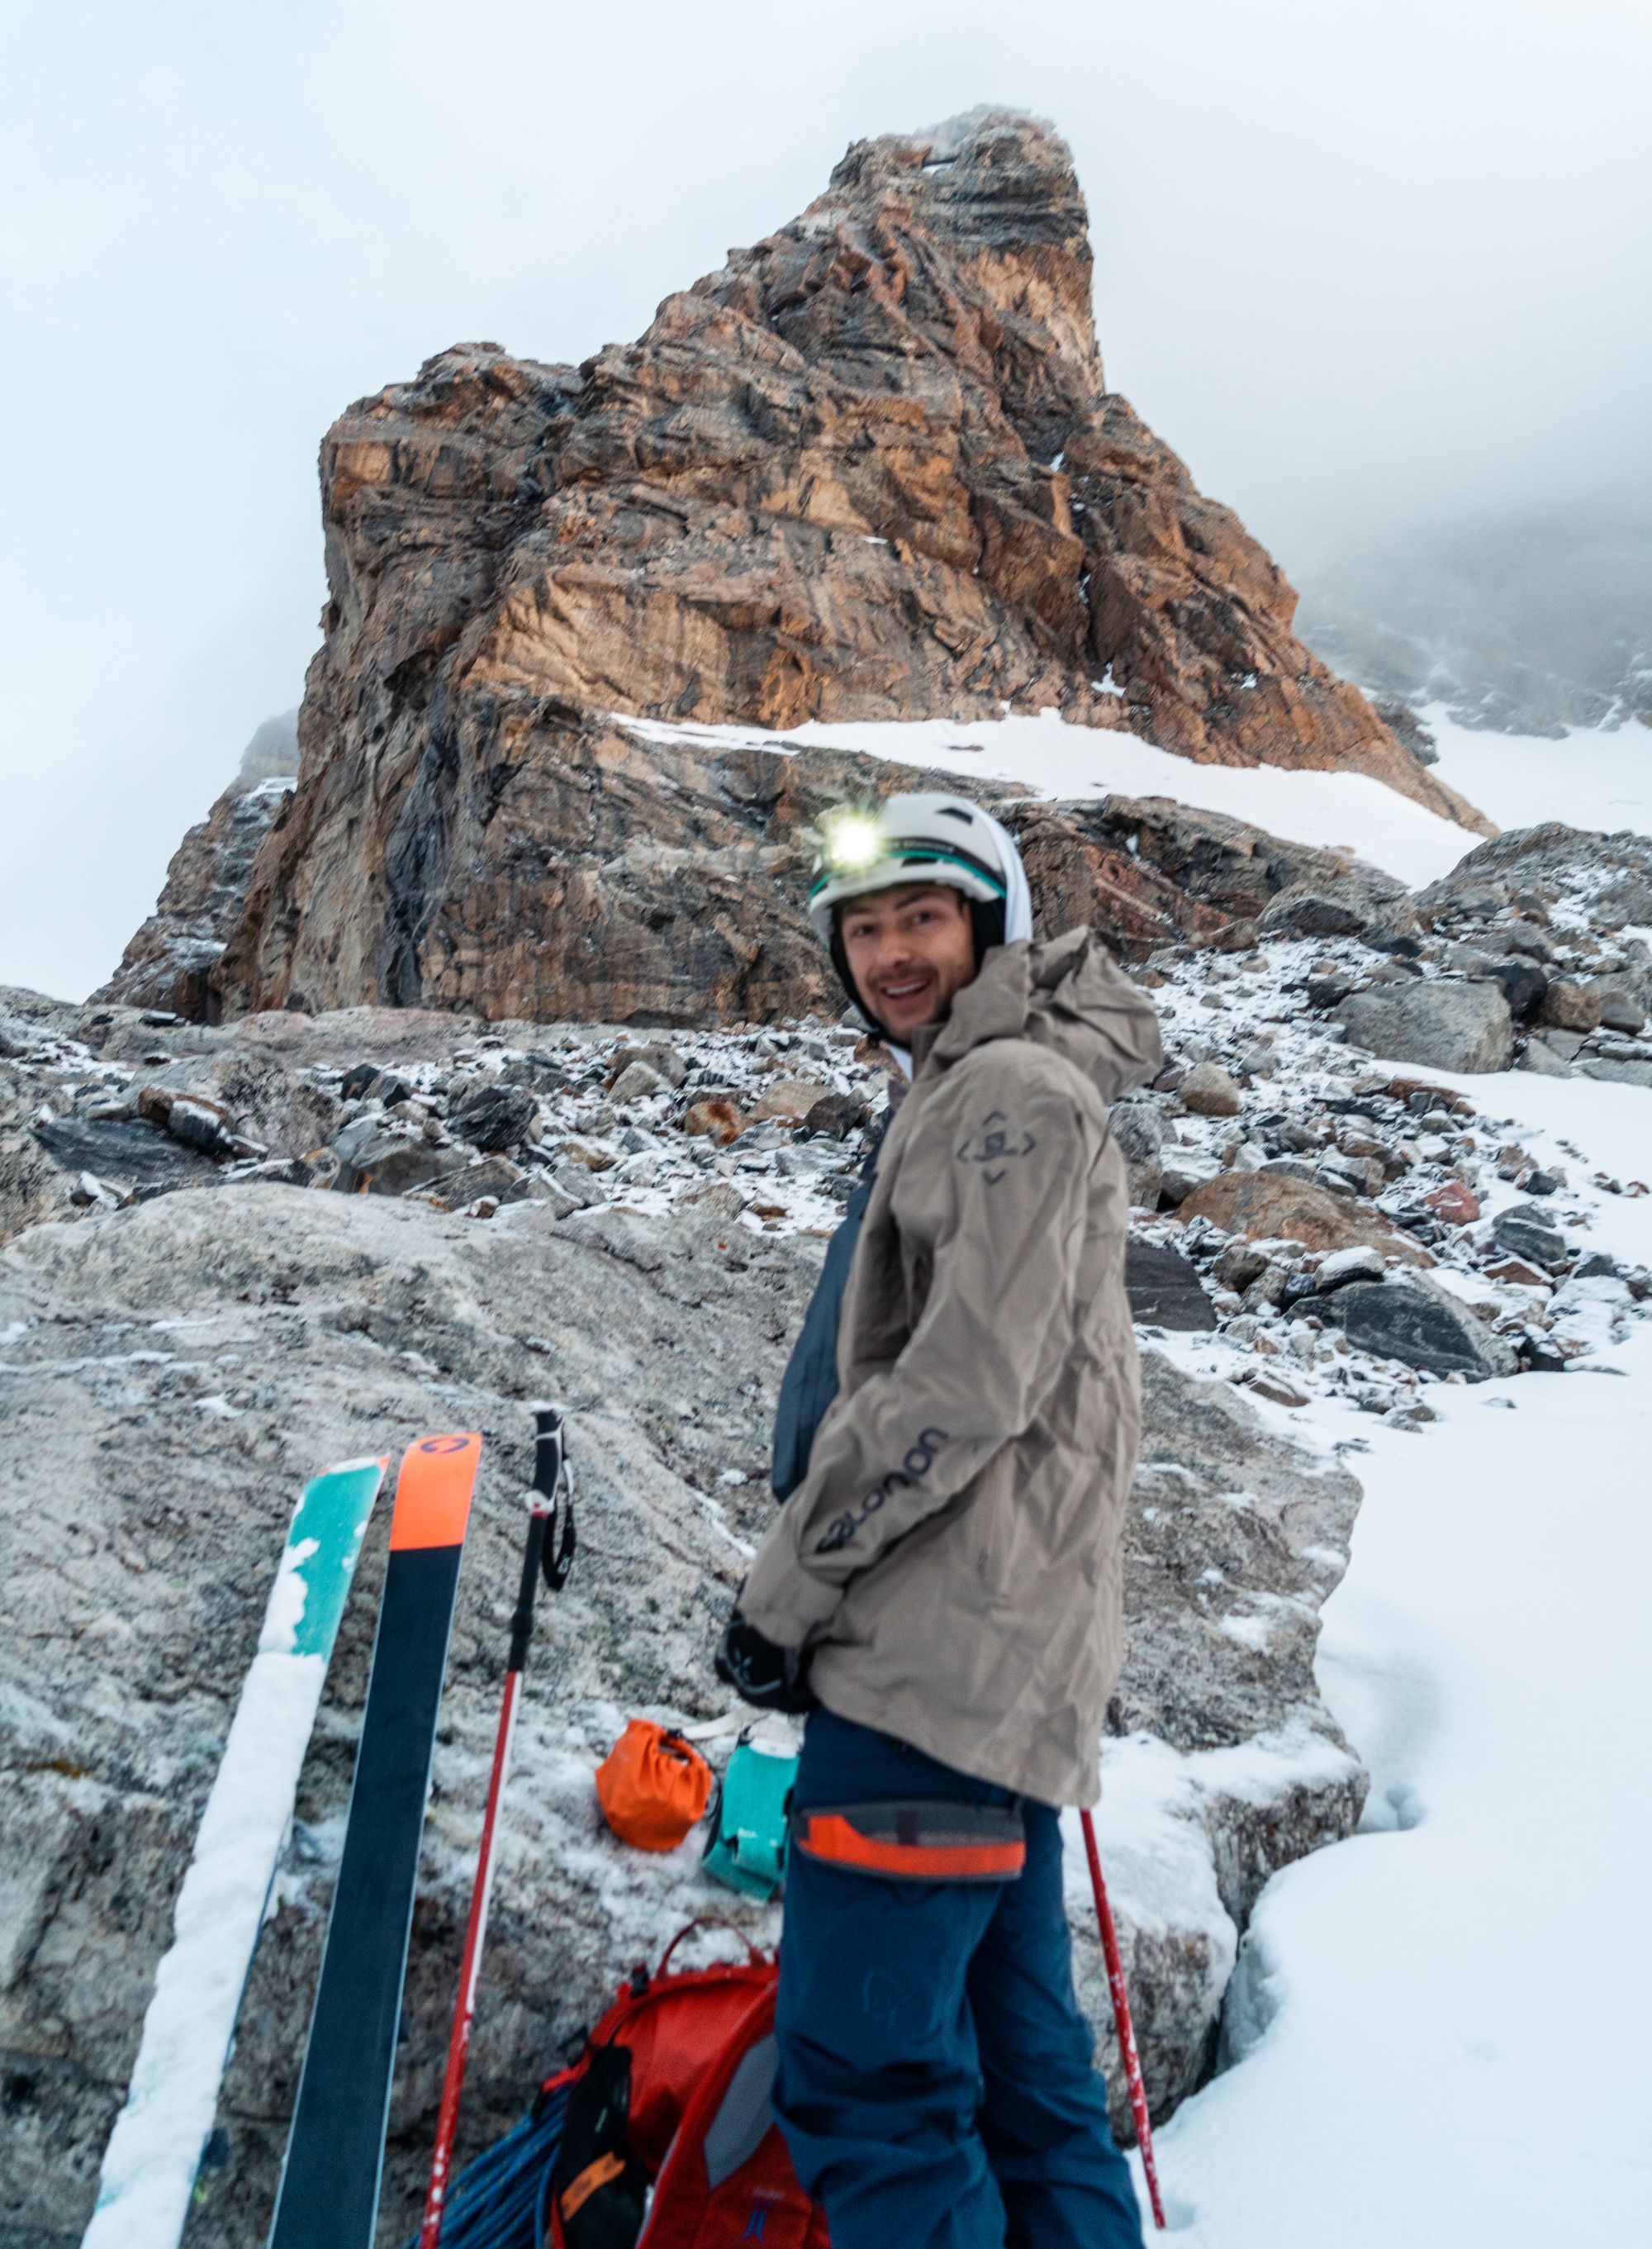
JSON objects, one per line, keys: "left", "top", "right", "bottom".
{"left": 530, "top": 1402, "right": 575, "bottom": 1593}
{"left": 790, "top": 1800, "right": 1026, "bottom": 1882}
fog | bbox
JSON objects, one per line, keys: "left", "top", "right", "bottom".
{"left": 1298, "top": 510, "right": 1652, "bottom": 736}
{"left": 3, "top": 0, "right": 1649, "bottom": 998}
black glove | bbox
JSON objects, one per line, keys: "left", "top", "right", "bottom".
{"left": 714, "top": 1613, "right": 817, "bottom": 1714}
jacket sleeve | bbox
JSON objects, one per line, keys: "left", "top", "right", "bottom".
{"left": 739, "top": 1058, "right": 1100, "bottom": 1648}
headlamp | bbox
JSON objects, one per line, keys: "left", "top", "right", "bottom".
{"left": 819, "top": 808, "right": 886, "bottom": 877}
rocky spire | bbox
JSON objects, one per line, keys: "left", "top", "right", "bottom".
{"left": 124, "top": 112, "right": 1486, "bottom": 1024}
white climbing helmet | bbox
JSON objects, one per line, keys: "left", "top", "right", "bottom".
{"left": 805, "top": 792, "right": 1014, "bottom": 942}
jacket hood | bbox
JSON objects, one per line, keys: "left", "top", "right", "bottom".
{"left": 925, "top": 928, "right": 1163, "bottom": 1104}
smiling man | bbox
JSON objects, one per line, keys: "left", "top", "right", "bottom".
{"left": 714, "top": 792, "right": 1164, "bottom": 2249}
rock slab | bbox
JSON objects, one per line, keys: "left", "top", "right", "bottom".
{"left": 0, "top": 1183, "right": 1364, "bottom": 2239}
{"left": 1327, "top": 1277, "right": 1520, "bottom": 1380}
{"left": 1338, "top": 981, "right": 1514, "bottom": 1073}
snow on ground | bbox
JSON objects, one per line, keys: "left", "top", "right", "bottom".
{"left": 619, "top": 712, "right": 1484, "bottom": 890}
{"left": 1134, "top": 1073, "right": 1652, "bottom": 2245}
{"left": 1423, "top": 704, "right": 1652, "bottom": 840}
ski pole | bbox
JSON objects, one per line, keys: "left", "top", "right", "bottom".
{"left": 419, "top": 1405, "right": 573, "bottom": 2249}
{"left": 1080, "top": 1805, "right": 1166, "bottom": 2231}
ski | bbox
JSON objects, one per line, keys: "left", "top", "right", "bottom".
{"left": 83, "top": 1454, "right": 389, "bottom": 2249}
{"left": 268, "top": 1432, "right": 481, "bottom": 2249}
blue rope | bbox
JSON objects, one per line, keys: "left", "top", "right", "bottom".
{"left": 401, "top": 2084, "right": 569, "bottom": 2249}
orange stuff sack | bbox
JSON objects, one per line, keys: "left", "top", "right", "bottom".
{"left": 596, "top": 1719, "right": 713, "bottom": 1852}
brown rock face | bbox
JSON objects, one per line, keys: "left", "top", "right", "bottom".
{"left": 1175, "top": 1170, "right": 1430, "bottom": 1263}
{"left": 193, "top": 111, "right": 1483, "bottom": 1026}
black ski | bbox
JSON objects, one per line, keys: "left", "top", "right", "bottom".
{"left": 268, "top": 1432, "right": 481, "bottom": 2249}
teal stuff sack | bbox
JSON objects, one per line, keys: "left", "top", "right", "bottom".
{"left": 703, "top": 1738, "right": 799, "bottom": 1900}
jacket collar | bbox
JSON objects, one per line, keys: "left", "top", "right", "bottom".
{"left": 922, "top": 934, "right": 1087, "bottom": 1073}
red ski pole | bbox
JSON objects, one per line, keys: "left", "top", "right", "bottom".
{"left": 1080, "top": 1805, "right": 1166, "bottom": 2231}
{"left": 419, "top": 1405, "right": 574, "bottom": 2249}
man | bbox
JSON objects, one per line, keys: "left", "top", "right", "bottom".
{"left": 715, "top": 792, "right": 1164, "bottom": 2249}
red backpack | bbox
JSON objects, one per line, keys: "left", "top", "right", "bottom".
{"left": 544, "top": 1923, "right": 829, "bottom": 2249}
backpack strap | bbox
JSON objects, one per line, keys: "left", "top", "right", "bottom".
{"left": 654, "top": 1918, "right": 768, "bottom": 1980}
{"left": 790, "top": 1799, "right": 1025, "bottom": 1881}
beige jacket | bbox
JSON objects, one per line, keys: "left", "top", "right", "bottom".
{"left": 740, "top": 930, "right": 1162, "bottom": 1807}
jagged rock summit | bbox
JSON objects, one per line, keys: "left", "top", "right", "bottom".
{"left": 109, "top": 110, "right": 1484, "bottom": 1026}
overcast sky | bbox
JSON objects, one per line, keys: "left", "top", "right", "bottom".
{"left": 4, "top": 0, "right": 1649, "bottom": 1000}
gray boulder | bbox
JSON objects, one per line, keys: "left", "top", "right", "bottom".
{"left": 2, "top": 1114, "right": 221, "bottom": 1243}
{"left": 1539, "top": 980, "right": 1602, "bottom": 1033}
{"left": 330, "top": 1119, "right": 468, "bottom": 1197}
{"left": 1111, "top": 1099, "right": 1165, "bottom": 1206}
{"left": 1258, "top": 875, "right": 1416, "bottom": 941}
{"left": 1326, "top": 1276, "right": 1520, "bottom": 1379}
{"left": 1579, "top": 1057, "right": 1652, "bottom": 1090}
{"left": 500, "top": 1053, "right": 575, "bottom": 1095}
{"left": 1519, "top": 1036, "right": 1574, "bottom": 1077}
{"left": 1592, "top": 987, "right": 1647, "bottom": 1035}
{"left": 449, "top": 1082, "right": 541, "bottom": 1152}
{"left": 1180, "top": 1062, "right": 1243, "bottom": 1117}
{"left": 1493, "top": 1213, "right": 1569, "bottom": 1272}
{"left": 608, "top": 1060, "right": 667, "bottom": 1104}
{"left": 1126, "top": 1240, "right": 1217, "bottom": 1330}
{"left": 1337, "top": 981, "right": 1513, "bottom": 1072}
{"left": 802, "top": 1091, "right": 868, "bottom": 1141}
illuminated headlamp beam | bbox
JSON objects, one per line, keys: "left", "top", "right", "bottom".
{"left": 820, "top": 810, "right": 886, "bottom": 876}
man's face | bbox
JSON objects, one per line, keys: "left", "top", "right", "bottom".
{"left": 838, "top": 883, "right": 977, "bottom": 1039}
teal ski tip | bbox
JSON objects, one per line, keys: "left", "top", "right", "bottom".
{"left": 261, "top": 1457, "right": 389, "bottom": 1661}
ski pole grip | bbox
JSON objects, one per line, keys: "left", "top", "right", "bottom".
{"left": 506, "top": 1503, "right": 550, "bottom": 1673}
{"left": 530, "top": 1401, "right": 576, "bottom": 1593}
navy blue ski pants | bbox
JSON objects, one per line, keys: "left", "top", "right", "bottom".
{"left": 772, "top": 1707, "right": 1145, "bottom": 2249}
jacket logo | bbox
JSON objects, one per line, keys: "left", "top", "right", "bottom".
{"left": 814, "top": 1428, "right": 950, "bottom": 1554}
{"left": 957, "top": 1109, "right": 1035, "bottom": 1186}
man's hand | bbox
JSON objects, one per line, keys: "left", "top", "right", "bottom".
{"left": 714, "top": 1613, "right": 817, "bottom": 1714}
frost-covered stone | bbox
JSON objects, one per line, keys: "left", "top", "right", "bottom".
{"left": 1493, "top": 1212, "right": 1570, "bottom": 1272}
{"left": 1579, "top": 1057, "right": 1652, "bottom": 1089}
{"left": 1539, "top": 980, "right": 1602, "bottom": 1033}
{"left": 449, "top": 1082, "right": 541, "bottom": 1150}
{"left": 1125, "top": 1240, "right": 1215, "bottom": 1330}
{"left": 1112, "top": 1099, "right": 1165, "bottom": 1205}
{"left": 609, "top": 1060, "right": 667, "bottom": 1104}
{"left": 746, "top": 1077, "right": 830, "bottom": 1125}
{"left": 1520, "top": 1036, "right": 1574, "bottom": 1077}
{"left": 1180, "top": 1061, "right": 1244, "bottom": 1117}
{"left": 1338, "top": 981, "right": 1513, "bottom": 1072}
{"left": 1326, "top": 1277, "right": 1520, "bottom": 1380}
{"left": 1176, "top": 1171, "right": 1426, "bottom": 1262}
{"left": 1315, "top": 1246, "right": 1385, "bottom": 1291}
